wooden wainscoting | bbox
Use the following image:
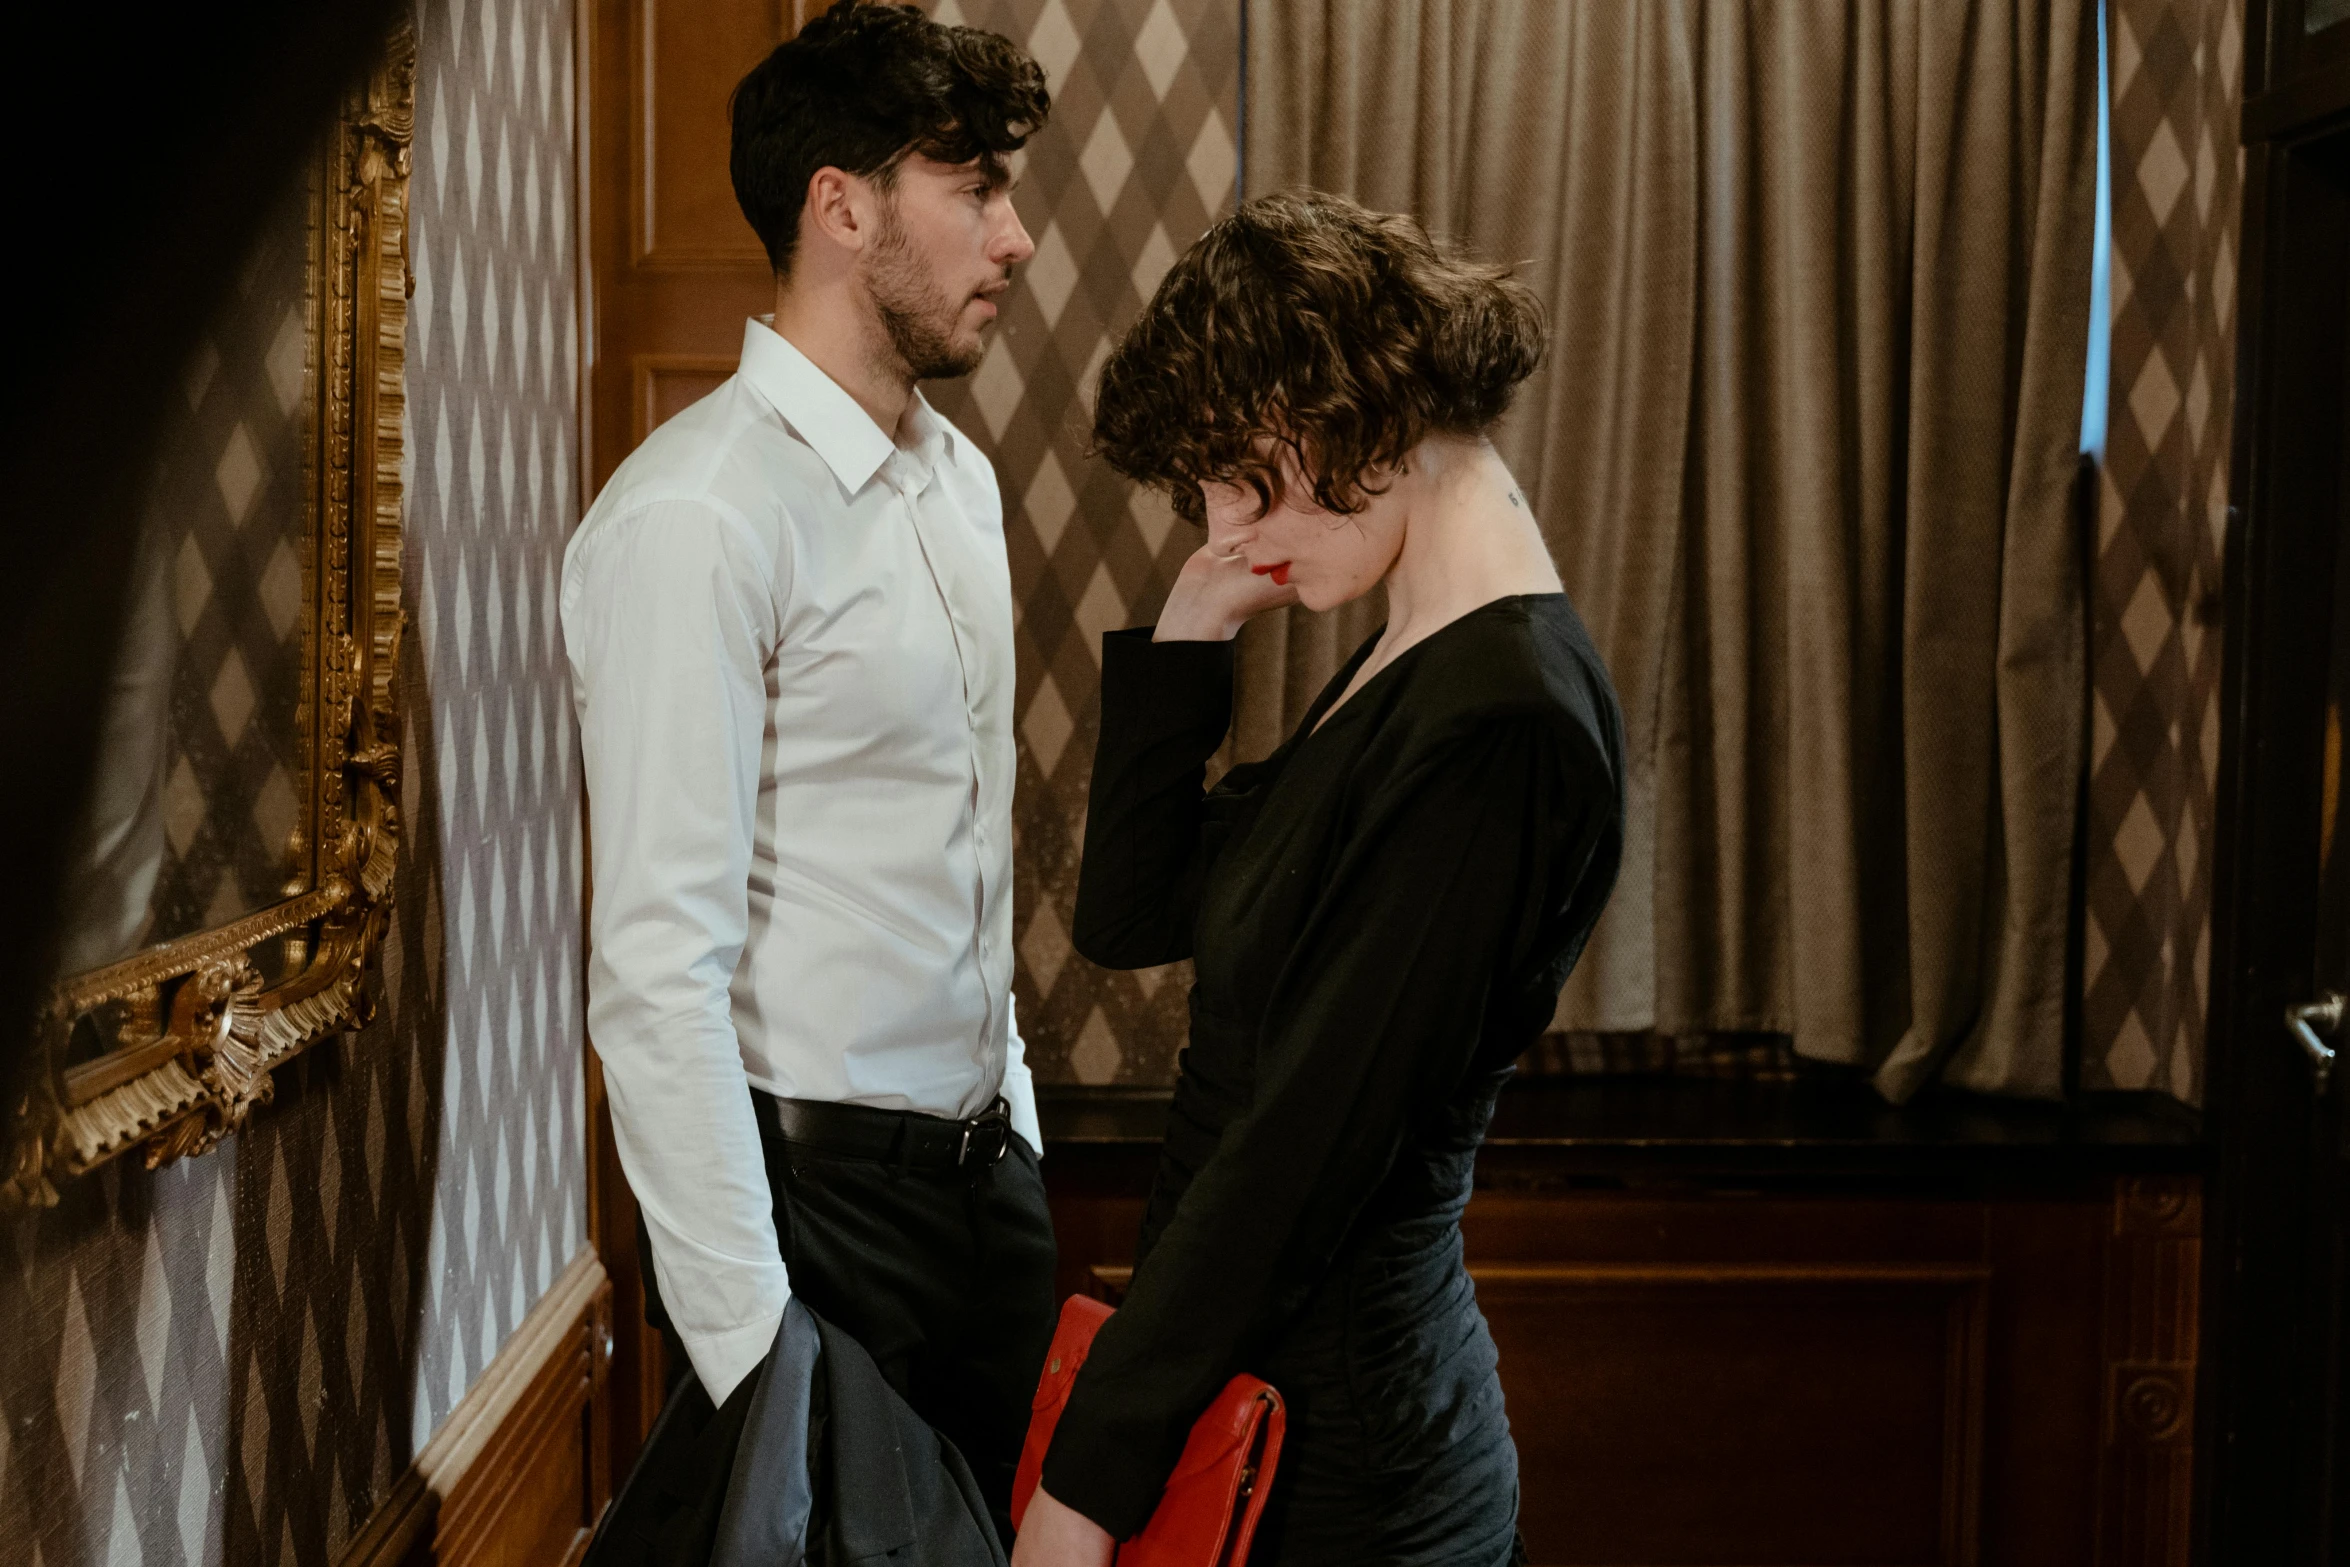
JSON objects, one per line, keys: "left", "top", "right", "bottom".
{"left": 2099, "top": 1177, "right": 2201, "bottom": 1564}
{"left": 1045, "top": 1110, "right": 2202, "bottom": 1567}
{"left": 342, "top": 1249, "right": 615, "bottom": 1567}
{"left": 1476, "top": 1262, "right": 1988, "bottom": 1566}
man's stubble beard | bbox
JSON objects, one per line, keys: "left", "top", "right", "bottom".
{"left": 864, "top": 197, "right": 989, "bottom": 382}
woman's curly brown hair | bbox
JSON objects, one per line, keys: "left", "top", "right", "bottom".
{"left": 1091, "top": 191, "right": 1544, "bottom": 523}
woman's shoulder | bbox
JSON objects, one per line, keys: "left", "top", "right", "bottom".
{"left": 1390, "top": 594, "right": 1624, "bottom": 780}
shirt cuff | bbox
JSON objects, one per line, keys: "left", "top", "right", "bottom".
{"left": 1098, "top": 627, "right": 1235, "bottom": 753}
{"left": 679, "top": 1302, "right": 790, "bottom": 1408}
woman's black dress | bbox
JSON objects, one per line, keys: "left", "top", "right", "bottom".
{"left": 1038, "top": 594, "right": 1625, "bottom": 1566}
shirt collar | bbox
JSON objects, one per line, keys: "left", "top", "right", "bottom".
{"left": 737, "top": 317, "right": 959, "bottom": 497}
{"left": 898, "top": 389, "right": 957, "bottom": 477}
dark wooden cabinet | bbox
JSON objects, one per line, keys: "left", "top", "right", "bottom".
{"left": 1042, "top": 1081, "right": 2201, "bottom": 1567}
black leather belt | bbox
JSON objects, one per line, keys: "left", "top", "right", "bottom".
{"left": 769, "top": 1094, "right": 1014, "bottom": 1171}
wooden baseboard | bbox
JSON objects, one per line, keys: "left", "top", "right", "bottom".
{"left": 342, "top": 1248, "right": 615, "bottom": 1567}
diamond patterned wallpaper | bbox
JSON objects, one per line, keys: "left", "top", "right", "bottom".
{"left": 922, "top": 0, "right": 1239, "bottom": 1088}
{"left": 401, "top": 0, "right": 586, "bottom": 1444}
{"left": 0, "top": 1, "right": 587, "bottom": 1562}
{"left": 2082, "top": 0, "right": 2241, "bottom": 1101}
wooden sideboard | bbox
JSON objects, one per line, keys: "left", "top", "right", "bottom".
{"left": 1039, "top": 1078, "right": 2203, "bottom": 1567}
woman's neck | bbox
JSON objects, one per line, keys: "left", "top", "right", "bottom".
{"left": 1379, "top": 438, "right": 1562, "bottom": 645}
{"left": 1305, "top": 438, "right": 1563, "bottom": 736}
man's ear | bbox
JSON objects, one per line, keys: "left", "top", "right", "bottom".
{"left": 801, "top": 166, "right": 873, "bottom": 256}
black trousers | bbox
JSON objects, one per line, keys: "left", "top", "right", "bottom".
{"left": 639, "top": 1093, "right": 1058, "bottom": 1547}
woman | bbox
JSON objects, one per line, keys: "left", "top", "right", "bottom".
{"left": 1013, "top": 192, "right": 1625, "bottom": 1567}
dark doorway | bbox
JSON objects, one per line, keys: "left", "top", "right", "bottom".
{"left": 2198, "top": 2, "right": 2350, "bottom": 1558}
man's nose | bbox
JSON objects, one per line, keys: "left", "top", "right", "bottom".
{"left": 997, "top": 207, "right": 1036, "bottom": 267}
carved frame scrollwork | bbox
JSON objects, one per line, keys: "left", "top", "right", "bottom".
{"left": 2, "top": 26, "right": 415, "bottom": 1211}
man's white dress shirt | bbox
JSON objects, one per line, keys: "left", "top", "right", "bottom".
{"left": 562, "top": 318, "right": 1038, "bottom": 1405}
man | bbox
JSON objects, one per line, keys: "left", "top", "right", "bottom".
{"left": 561, "top": 0, "right": 1055, "bottom": 1540}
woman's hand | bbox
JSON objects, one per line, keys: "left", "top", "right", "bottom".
{"left": 1009, "top": 1486, "right": 1117, "bottom": 1567}
{"left": 1153, "top": 541, "right": 1300, "bottom": 642}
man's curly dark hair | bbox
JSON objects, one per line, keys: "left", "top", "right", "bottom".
{"left": 1092, "top": 192, "right": 1545, "bottom": 523}
{"left": 730, "top": 1, "right": 1051, "bottom": 277}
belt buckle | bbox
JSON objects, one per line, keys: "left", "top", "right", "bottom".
{"left": 958, "top": 1102, "right": 1011, "bottom": 1168}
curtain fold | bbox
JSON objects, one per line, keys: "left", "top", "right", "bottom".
{"left": 1241, "top": 0, "right": 2095, "bottom": 1100}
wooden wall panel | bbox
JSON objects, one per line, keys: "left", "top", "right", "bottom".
{"left": 631, "top": 0, "right": 788, "bottom": 266}
{"left": 1482, "top": 1265, "right": 1986, "bottom": 1566}
{"left": 2096, "top": 1178, "right": 2200, "bottom": 1567}
{"left": 588, "top": 0, "right": 807, "bottom": 499}
{"left": 1975, "top": 1195, "right": 2108, "bottom": 1565}
{"left": 632, "top": 355, "right": 736, "bottom": 443}
{"left": 1040, "top": 1147, "right": 2198, "bottom": 1567}
{"left": 340, "top": 1252, "right": 615, "bottom": 1567}
{"left": 431, "top": 1273, "right": 614, "bottom": 1567}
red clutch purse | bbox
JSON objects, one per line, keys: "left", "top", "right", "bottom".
{"left": 1012, "top": 1295, "right": 1286, "bottom": 1566}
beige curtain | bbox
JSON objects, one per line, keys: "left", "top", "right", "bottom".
{"left": 1241, "top": 0, "right": 2096, "bottom": 1101}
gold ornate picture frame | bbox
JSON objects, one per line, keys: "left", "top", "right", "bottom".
{"left": 2, "top": 28, "right": 416, "bottom": 1211}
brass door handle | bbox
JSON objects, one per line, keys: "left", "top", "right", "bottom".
{"left": 2287, "top": 993, "right": 2346, "bottom": 1094}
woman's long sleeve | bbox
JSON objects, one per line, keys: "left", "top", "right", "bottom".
{"left": 1041, "top": 720, "right": 1597, "bottom": 1536}
{"left": 1070, "top": 627, "right": 1237, "bottom": 969}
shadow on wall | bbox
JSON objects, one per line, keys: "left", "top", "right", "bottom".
{"left": 0, "top": 617, "right": 454, "bottom": 1567}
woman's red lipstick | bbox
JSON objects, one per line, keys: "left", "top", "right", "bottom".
{"left": 1253, "top": 562, "right": 1292, "bottom": 586}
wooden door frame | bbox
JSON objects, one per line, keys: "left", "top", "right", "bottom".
{"left": 2195, "top": 1, "right": 2350, "bottom": 1559}
{"left": 573, "top": 0, "right": 672, "bottom": 1487}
